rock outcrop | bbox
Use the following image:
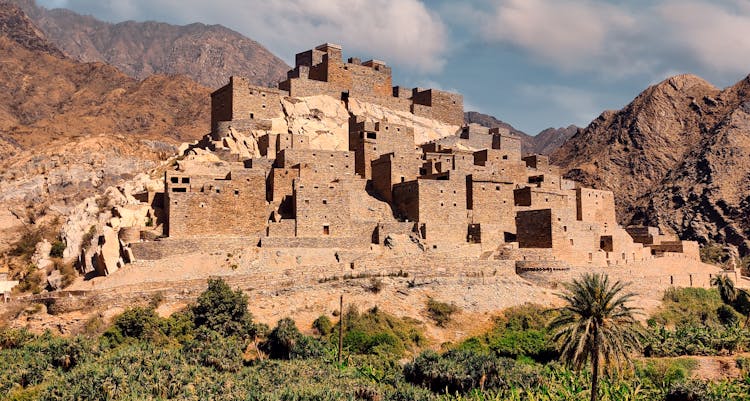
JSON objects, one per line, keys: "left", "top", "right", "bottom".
{"left": 552, "top": 74, "right": 750, "bottom": 255}
{"left": 204, "top": 95, "right": 463, "bottom": 160}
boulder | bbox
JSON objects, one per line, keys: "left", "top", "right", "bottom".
{"left": 60, "top": 196, "right": 102, "bottom": 262}
{"left": 281, "top": 95, "right": 350, "bottom": 151}
{"left": 94, "top": 226, "right": 122, "bottom": 276}
{"left": 115, "top": 204, "right": 151, "bottom": 227}
{"left": 47, "top": 270, "right": 63, "bottom": 291}
{"left": 32, "top": 239, "right": 53, "bottom": 270}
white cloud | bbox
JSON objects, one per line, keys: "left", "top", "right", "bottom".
{"left": 40, "top": 0, "right": 448, "bottom": 73}
{"left": 658, "top": 1, "right": 750, "bottom": 76}
{"left": 518, "top": 84, "right": 602, "bottom": 126}
{"left": 459, "top": 0, "right": 750, "bottom": 81}
{"left": 474, "top": 0, "right": 636, "bottom": 72}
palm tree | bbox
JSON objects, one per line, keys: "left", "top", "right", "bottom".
{"left": 711, "top": 274, "right": 750, "bottom": 328}
{"left": 548, "top": 273, "right": 642, "bottom": 401}
{"left": 711, "top": 274, "right": 737, "bottom": 304}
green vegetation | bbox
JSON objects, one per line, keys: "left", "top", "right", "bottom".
{"left": 49, "top": 241, "right": 65, "bottom": 259}
{"left": 426, "top": 298, "right": 459, "bottom": 327}
{"left": 644, "top": 284, "right": 750, "bottom": 357}
{"left": 338, "top": 306, "right": 426, "bottom": 357}
{"left": 2, "top": 276, "right": 750, "bottom": 400}
{"left": 549, "top": 273, "right": 642, "bottom": 401}
{"left": 456, "top": 304, "right": 556, "bottom": 362}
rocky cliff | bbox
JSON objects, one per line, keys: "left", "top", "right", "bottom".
{"left": 11, "top": 0, "right": 289, "bottom": 89}
{"left": 552, "top": 74, "right": 750, "bottom": 255}
{"left": 464, "top": 111, "right": 577, "bottom": 155}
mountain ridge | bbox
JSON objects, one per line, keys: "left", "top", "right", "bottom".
{"left": 552, "top": 73, "right": 750, "bottom": 255}
{"left": 9, "top": 0, "right": 289, "bottom": 89}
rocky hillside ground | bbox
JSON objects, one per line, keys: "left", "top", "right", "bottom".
{"left": 464, "top": 111, "right": 577, "bottom": 155}
{"left": 11, "top": 0, "right": 289, "bottom": 89}
{"left": 0, "top": 2, "right": 210, "bottom": 288}
{"left": 552, "top": 74, "right": 750, "bottom": 258}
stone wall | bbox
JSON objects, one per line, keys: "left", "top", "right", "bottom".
{"left": 276, "top": 149, "right": 355, "bottom": 183}
{"left": 349, "top": 119, "right": 416, "bottom": 179}
{"left": 393, "top": 172, "right": 469, "bottom": 249}
{"left": 411, "top": 89, "right": 464, "bottom": 126}
{"left": 470, "top": 180, "right": 516, "bottom": 245}
{"left": 211, "top": 76, "right": 286, "bottom": 131}
{"left": 576, "top": 188, "right": 617, "bottom": 224}
{"left": 165, "top": 169, "right": 267, "bottom": 237}
{"left": 371, "top": 153, "right": 422, "bottom": 203}
{"left": 294, "top": 178, "right": 354, "bottom": 237}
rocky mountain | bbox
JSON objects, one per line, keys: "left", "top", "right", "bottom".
{"left": 532, "top": 125, "right": 579, "bottom": 156}
{"left": 552, "top": 74, "right": 750, "bottom": 255}
{"left": 0, "top": 0, "right": 60, "bottom": 56}
{"left": 0, "top": 1, "right": 210, "bottom": 251}
{"left": 11, "top": 0, "right": 289, "bottom": 89}
{"left": 464, "top": 111, "right": 577, "bottom": 155}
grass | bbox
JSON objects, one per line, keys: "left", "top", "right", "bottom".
{"left": 651, "top": 287, "right": 725, "bottom": 327}
{"left": 426, "top": 298, "right": 459, "bottom": 327}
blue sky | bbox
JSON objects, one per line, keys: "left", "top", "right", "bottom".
{"left": 38, "top": 0, "right": 750, "bottom": 135}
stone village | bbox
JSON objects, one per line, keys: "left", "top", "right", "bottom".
{"left": 86, "top": 43, "right": 699, "bottom": 280}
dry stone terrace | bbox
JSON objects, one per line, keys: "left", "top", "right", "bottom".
{"left": 77, "top": 43, "right": 703, "bottom": 289}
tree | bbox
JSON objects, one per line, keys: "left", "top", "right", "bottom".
{"left": 711, "top": 274, "right": 750, "bottom": 328}
{"left": 548, "top": 273, "right": 642, "bottom": 401}
{"left": 192, "top": 278, "right": 257, "bottom": 337}
{"left": 712, "top": 274, "right": 737, "bottom": 305}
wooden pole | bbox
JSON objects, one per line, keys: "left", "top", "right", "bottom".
{"left": 338, "top": 294, "right": 344, "bottom": 365}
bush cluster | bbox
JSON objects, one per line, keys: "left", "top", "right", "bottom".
{"left": 2, "top": 281, "right": 750, "bottom": 400}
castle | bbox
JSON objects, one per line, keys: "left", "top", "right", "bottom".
{"left": 132, "top": 43, "right": 698, "bottom": 276}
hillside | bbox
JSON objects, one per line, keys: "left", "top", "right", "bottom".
{"left": 552, "top": 74, "right": 750, "bottom": 255}
{"left": 0, "top": 2, "right": 210, "bottom": 252}
{"left": 464, "top": 111, "right": 577, "bottom": 155}
{"left": 11, "top": 0, "right": 289, "bottom": 89}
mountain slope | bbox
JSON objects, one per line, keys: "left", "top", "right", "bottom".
{"left": 464, "top": 111, "right": 577, "bottom": 155}
{"left": 0, "top": 1, "right": 210, "bottom": 219}
{"left": 552, "top": 74, "right": 750, "bottom": 255}
{"left": 12, "top": 0, "right": 289, "bottom": 89}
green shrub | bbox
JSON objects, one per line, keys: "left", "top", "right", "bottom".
{"left": 665, "top": 380, "right": 711, "bottom": 401}
{"left": 185, "top": 327, "right": 245, "bottom": 372}
{"left": 103, "top": 306, "right": 165, "bottom": 345}
{"left": 404, "top": 348, "right": 539, "bottom": 394}
{"left": 192, "top": 278, "right": 258, "bottom": 338}
{"left": 654, "top": 287, "right": 725, "bottom": 327}
{"left": 0, "top": 328, "right": 35, "bottom": 349}
{"left": 456, "top": 304, "right": 556, "bottom": 362}
{"left": 312, "top": 315, "right": 333, "bottom": 336}
{"left": 262, "top": 318, "right": 323, "bottom": 360}
{"left": 636, "top": 358, "right": 698, "bottom": 388}
{"left": 49, "top": 241, "right": 65, "bottom": 259}
{"left": 426, "top": 298, "right": 458, "bottom": 327}
{"left": 488, "top": 328, "right": 555, "bottom": 361}
{"left": 14, "top": 265, "right": 44, "bottom": 294}
{"left": 164, "top": 309, "right": 196, "bottom": 342}
{"left": 338, "top": 306, "right": 425, "bottom": 357}
{"left": 716, "top": 304, "right": 742, "bottom": 326}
